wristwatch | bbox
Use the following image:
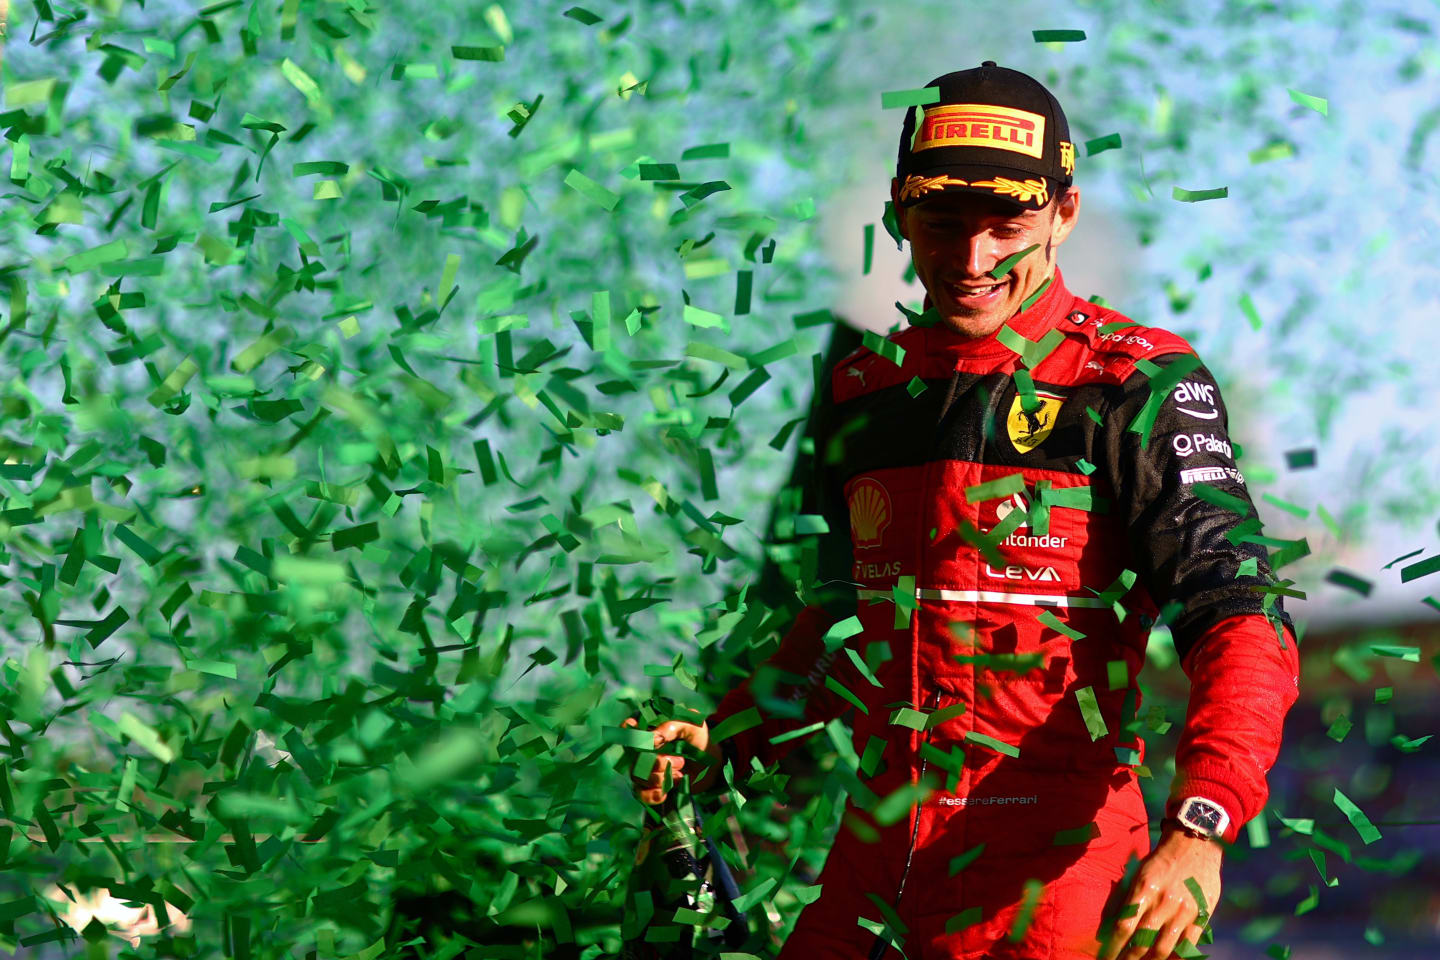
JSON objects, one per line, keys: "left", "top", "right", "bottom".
{"left": 1166, "top": 796, "right": 1230, "bottom": 842}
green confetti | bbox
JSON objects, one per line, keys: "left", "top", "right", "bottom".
{"left": 1238, "top": 292, "right": 1263, "bottom": 330}
{"left": 563, "top": 169, "right": 620, "bottom": 210}
{"left": 862, "top": 329, "right": 906, "bottom": 367}
{"left": 945, "top": 907, "right": 983, "bottom": 933}
{"left": 1074, "top": 687, "right": 1108, "bottom": 740}
{"left": 825, "top": 675, "right": 869, "bottom": 715}
{"left": 709, "top": 707, "right": 762, "bottom": 745}
{"left": 1037, "top": 609, "right": 1085, "bottom": 640}
{"left": 1287, "top": 87, "right": 1329, "bottom": 116}
{"left": 823, "top": 616, "right": 863, "bottom": 652}
{"left": 116, "top": 712, "right": 178, "bottom": 763}
{"left": 1032, "top": 29, "right": 1086, "bottom": 42}
{"left": 1370, "top": 643, "right": 1420, "bottom": 662}
{"left": 683, "top": 304, "right": 728, "bottom": 330}
{"left": 843, "top": 647, "right": 884, "bottom": 688}
{"left": 1172, "top": 185, "right": 1229, "bottom": 202}
{"left": 8, "top": 78, "right": 59, "bottom": 109}
{"left": 1400, "top": 554, "right": 1440, "bottom": 583}
{"left": 1382, "top": 548, "right": 1422, "bottom": 570}
{"left": 889, "top": 707, "right": 929, "bottom": 731}
{"left": 1249, "top": 140, "right": 1295, "bottom": 164}
{"left": 948, "top": 843, "right": 986, "bottom": 876}
{"left": 1018, "top": 273, "right": 1053, "bottom": 311}
{"left": 563, "top": 6, "right": 603, "bottom": 25}
{"left": 1084, "top": 132, "right": 1122, "bottom": 155}
{"left": 63, "top": 239, "right": 130, "bottom": 275}
{"left": 964, "top": 472, "right": 1024, "bottom": 504}
{"left": 280, "top": 57, "right": 326, "bottom": 109}
{"left": 880, "top": 87, "right": 941, "bottom": 109}
{"left": 680, "top": 142, "right": 729, "bottom": 159}
{"left": 1191, "top": 482, "right": 1252, "bottom": 516}
{"left": 1052, "top": 822, "right": 1100, "bottom": 844}
{"left": 1325, "top": 569, "right": 1372, "bottom": 596}
{"left": 1007, "top": 879, "right": 1043, "bottom": 941}
{"left": 964, "top": 731, "right": 1020, "bottom": 758}
{"left": 1284, "top": 448, "right": 1316, "bottom": 469}
{"left": 1332, "top": 787, "right": 1381, "bottom": 844}
{"left": 990, "top": 243, "right": 1042, "bottom": 279}
{"left": 768, "top": 721, "right": 825, "bottom": 745}
{"left": 452, "top": 45, "right": 505, "bottom": 61}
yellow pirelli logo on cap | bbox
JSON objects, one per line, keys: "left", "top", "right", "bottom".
{"left": 913, "top": 103, "right": 1046, "bottom": 159}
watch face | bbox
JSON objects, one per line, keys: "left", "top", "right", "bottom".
{"left": 1182, "top": 799, "right": 1225, "bottom": 834}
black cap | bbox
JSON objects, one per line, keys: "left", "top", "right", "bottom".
{"left": 895, "top": 61, "right": 1075, "bottom": 211}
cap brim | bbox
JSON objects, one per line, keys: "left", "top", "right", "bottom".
{"left": 896, "top": 162, "right": 1060, "bottom": 211}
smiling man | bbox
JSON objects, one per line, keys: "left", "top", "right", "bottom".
{"left": 632, "top": 62, "right": 1301, "bottom": 960}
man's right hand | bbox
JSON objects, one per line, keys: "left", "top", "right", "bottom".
{"left": 621, "top": 715, "right": 723, "bottom": 804}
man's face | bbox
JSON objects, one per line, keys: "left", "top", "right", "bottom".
{"left": 890, "top": 183, "right": 1081, "bottom": 338}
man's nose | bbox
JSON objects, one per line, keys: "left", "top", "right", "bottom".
{"left": 957, "top": 231, "right": 995, "bottom": 278}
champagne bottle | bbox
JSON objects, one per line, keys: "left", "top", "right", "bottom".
{"left": 620, "top": 796, "right": 748, "bottom": 959}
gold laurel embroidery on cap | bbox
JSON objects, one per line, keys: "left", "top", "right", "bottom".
{"left": 899, "top": 174, "right": 969, "bottom": 202}
{"left": 1059, "top": 141, "right": 1076, "bottom": 176}
{"left": 969, "top": 177, "right": 1050, "bottom": 206}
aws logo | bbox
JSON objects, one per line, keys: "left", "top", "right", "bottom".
{"left": 847, "top": 477, "right": 893, "bottom": 550}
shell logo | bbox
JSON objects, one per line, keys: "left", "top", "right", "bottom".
{"left": 848, "top": 477, "right": 894, "bottom": 549}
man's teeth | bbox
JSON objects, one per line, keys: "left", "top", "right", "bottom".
{"left": 955, "top": 281, "right": 1003, "bottom": 294}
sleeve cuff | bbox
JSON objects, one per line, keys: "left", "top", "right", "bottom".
{"left": 1166, "top": 774, "right": 1247, "bottom": 844}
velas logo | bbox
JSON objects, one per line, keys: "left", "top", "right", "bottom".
{"left": 847, "top": 477, "right": 893, "bottom": 549}
{"left": 912, "top": 103, "right": 1046, "bottom": 160}
{"left": 1007, "top": 390, "right": 1065, "bottom": 453}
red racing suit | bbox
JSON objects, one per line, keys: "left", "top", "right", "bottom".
{"left": 706, "top": 268, "right": 1301, "bottom": 960}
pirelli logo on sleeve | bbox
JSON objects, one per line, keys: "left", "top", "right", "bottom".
{"left": 912, "top": 103, "right": 1046, "bottom": 159}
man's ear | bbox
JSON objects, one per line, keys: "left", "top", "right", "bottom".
{"left": 889, "top": 177, "right": 909, "bottom": 241}
{"left": 1050, "top": 187, "right": 1080, "bottom": 246}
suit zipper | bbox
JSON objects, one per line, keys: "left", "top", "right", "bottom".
{"left": 866, "top": 689, "right": 942, "bottom": 960}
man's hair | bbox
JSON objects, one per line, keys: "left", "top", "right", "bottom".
{"left": 1044, "top": 186, "right": 1073, "bottom": 215}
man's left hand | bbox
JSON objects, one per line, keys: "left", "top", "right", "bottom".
{"left": 1100, "top": 827, "right": 1222, "bottom": 960}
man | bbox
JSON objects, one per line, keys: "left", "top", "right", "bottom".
{"left": 629, "top": 62, "right": 1300, "bottom": 960}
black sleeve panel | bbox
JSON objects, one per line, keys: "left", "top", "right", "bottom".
{"left": 1101, "top": 354, "right": 1293, "bottom": 660}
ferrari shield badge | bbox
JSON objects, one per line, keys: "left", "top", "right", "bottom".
{"left": 1006, "top": 390, "right": 1065, "bottom": 453}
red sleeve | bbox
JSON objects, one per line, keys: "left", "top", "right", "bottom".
{"left": 1165, "top": 613, "right": 1301, "bottom": 843}
{"left": 706, "top": 604, "right": 866, "bottom": 773}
